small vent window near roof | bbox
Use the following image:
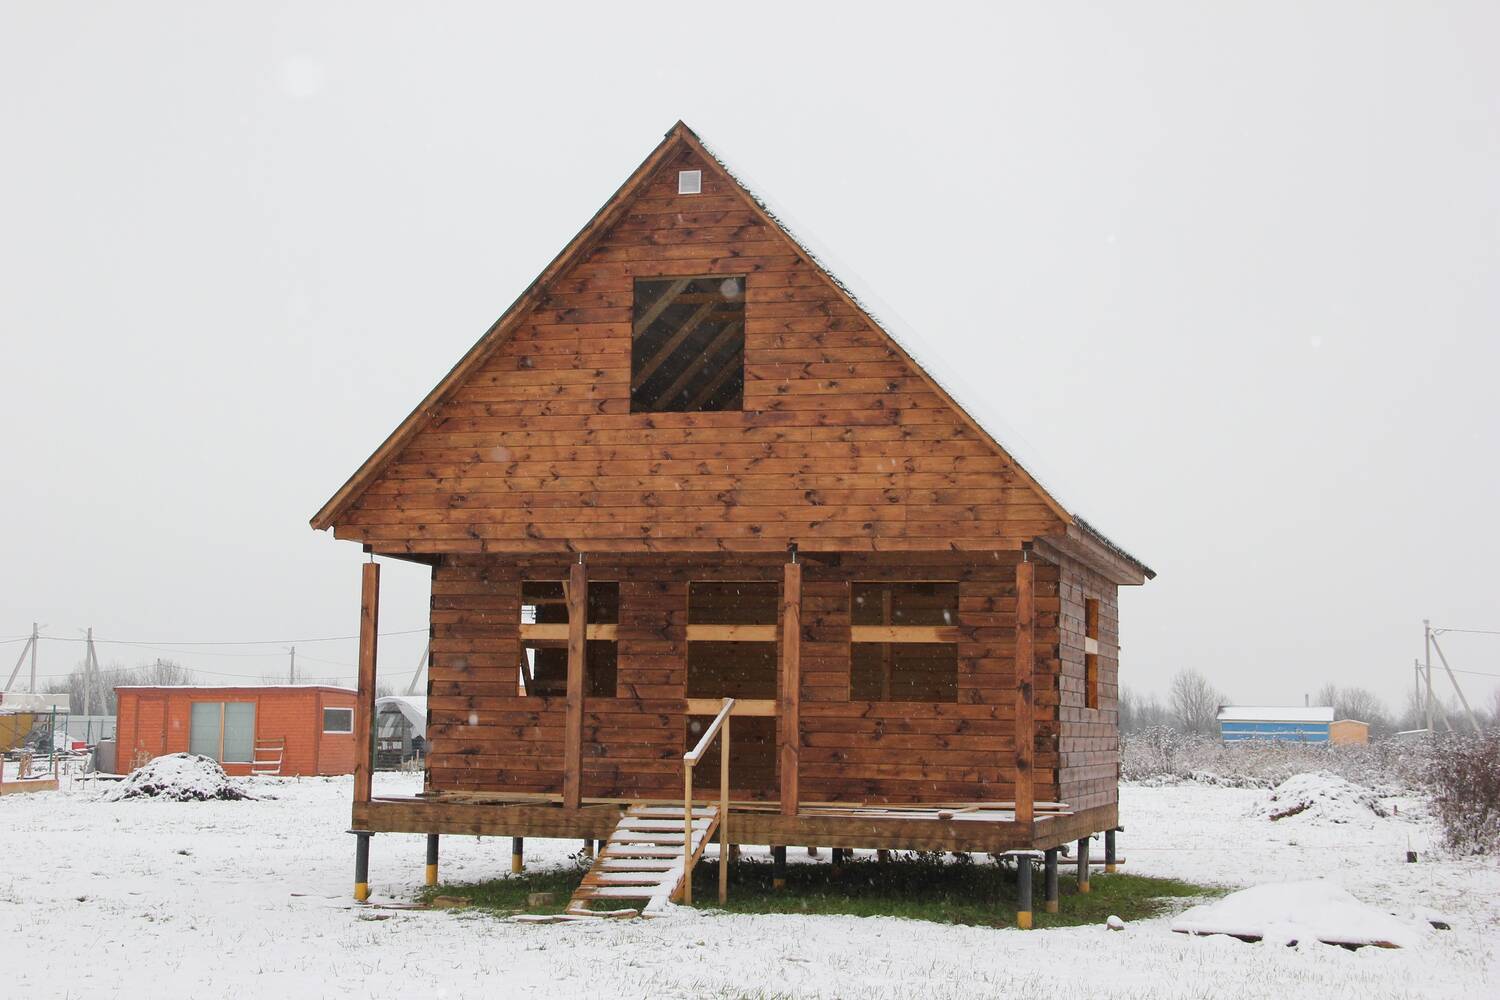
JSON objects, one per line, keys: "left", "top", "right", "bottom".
{"left": 678, "top": 169, "right": 701, "bottom": 194}
{"left": 631, "top": 276, "right": 745, "bottom": 412}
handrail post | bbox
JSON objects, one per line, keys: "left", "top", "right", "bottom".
{"left": 719, "top": 712, "right": 730, "bottom": 904}
{"left": 683, "top": 760, "right": 694, "bottom": 906}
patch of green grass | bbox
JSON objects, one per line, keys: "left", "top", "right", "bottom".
{"left": 417, "top": 850, "right": 1217, "bottom": 929}
{"left": 689, "top": 852, "right": 1217, "bottom": 929}
{"left": 418, "top": 856, "right": 589, "bottom": 916}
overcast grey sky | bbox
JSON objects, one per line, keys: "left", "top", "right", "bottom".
{"left": 2, "top": 2, "right": 1496, "bottom": 711}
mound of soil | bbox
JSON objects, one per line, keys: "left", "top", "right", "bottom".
{"left": 1253, "top": 771, "right": 1389, "bottom": 825}
{"left": 105, "top": 753, "right": 251, "bottom": 802}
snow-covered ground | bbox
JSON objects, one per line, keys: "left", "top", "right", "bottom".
{"left": 2, "top": 772, "right": 1496, "bottom": 999}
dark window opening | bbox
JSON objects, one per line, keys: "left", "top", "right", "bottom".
{"left": 686, "top": 581, "right": 778, "bottom": 699}
{"left": 631, "top": 276, "right": 745, "bottom": 412}
{"left": 688, "top": 581, "right": 778, "bottom": 625}
{"left": 851, "top": 582, "right": 958, "bottom": 626}
{"left": 519, "top": 580, "right": 618, "bottom": 698}
{"left": 851, "top": 643, "right": 958, "bottom": 702}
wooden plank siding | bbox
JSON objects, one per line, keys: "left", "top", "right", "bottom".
{"left": 331, "top": 144, "right": 1066, "bottom": 556}
{"left": 423, "top": 552, "right": 1060, "bottom": 807}
{"left": 1053, "top": 553, "right": 1121, "bottom": 814}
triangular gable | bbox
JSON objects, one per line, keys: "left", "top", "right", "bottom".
{"left": 311, "top": 122, "right": 1151, "bottom": 579}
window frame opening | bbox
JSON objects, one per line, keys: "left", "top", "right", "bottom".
{"left": 322, "top": 707, "right": 354, "bottom": 734}
{"left": 630, "top": 275, "right": 747, "bottom": 413}
{"left": 848, "top": 582, "right": 960, "bottom": 704}
{"left": 518, "top": 580, "right": 619, "bottom": 699}
{"left": 1083, "top": 597, "right": 1100, "bottom": 710}
{"left": 685, "top": 580, "right": 779, "bottom": 708}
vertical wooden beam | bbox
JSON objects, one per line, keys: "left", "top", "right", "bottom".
{"left": 779, "top": 558, "right": 802, "bottom": 816}
{"left": 354, "top": 561, "right": 380, "bottom": 806}
{"left": 1013, "top": 559, "right": 1035, "bottom": 828}
{"left": 563, "top": 559, "right": 587, "bottom": 810}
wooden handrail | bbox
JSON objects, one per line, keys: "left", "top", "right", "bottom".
{"left": 684, "top": 697, "right": 735, "bottom": 764}
{"left": 682, "top": 697, "right": 733, "bottom": 906}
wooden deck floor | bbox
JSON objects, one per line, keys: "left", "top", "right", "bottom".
{"left": 352, "top": 794, "right": 1116, "bottom": 854}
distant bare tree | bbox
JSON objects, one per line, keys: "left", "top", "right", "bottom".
{"left": 45, "top": 658, "right": 197, "bottom": 715}
{"left": 1315, "top": 683, "right": 1393, "bottom": 736}
{"left": 1169, "top": 669, "right": 1225, "bottom": 736}
{"left": 1489, "top": 687, "right": 1500, "bottom": 731}
{"left": 1119, "top": 686, "right": 1172, "bottom": 734}
{"left": 131, "top": 659, "right": 195, "bottom": 686}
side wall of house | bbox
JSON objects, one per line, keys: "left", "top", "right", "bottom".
{"left": 426, "top": 553, "right": 1062, "bottom": 805}
{"left": 1054, "top": 556, "right": 1121, "bottom": 815}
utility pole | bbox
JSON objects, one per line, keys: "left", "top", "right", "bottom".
{"left": 29, "top": 621, "right": 38, "bottom": 692}
{"left": 1429, "top": 631, "right": 1483, "bottom": 734}
{"left": 289, "top": 645, "right": 297, "bottom": 685}
{"left": 404, "top": 640, "right": 430, "bottom": 697}
{"left": 83, "top": 627, "right": 95, "bottom": 717}
{"left": 1423, "top": 619, "right": 1433, "bottom": 734}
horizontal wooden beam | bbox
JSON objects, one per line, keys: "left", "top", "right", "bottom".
{"left": 685, "top": 697, "right": 776, "bottom": 717}
{"left": 685, "top": 624, "right": 776, "bottom": 642}
{"left": 849, "top": 625, "right": 961, "bottom": 644}
{"left": 520, "top": 623, "right": 619, "bottom": 641}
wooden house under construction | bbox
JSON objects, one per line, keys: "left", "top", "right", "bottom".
{"left": 311, "top": 122, "right": 1154, "bottom": 921}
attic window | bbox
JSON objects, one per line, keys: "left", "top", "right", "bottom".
{"left": 631, "top": 276, "right": 745, "bottom": 412}
{"left": 678, "top": 170, "right": 702, "bottom": 194}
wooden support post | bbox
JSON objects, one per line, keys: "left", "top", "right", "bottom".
{"left": 563, "top": 559, "right": 587, "bottom": 810}
{"left": 1105, "top": 828, "right": 1118, "bottom": 873}
{"left": 772, "top": 845, "right": 787, "bottom": 891}
{"left": 354, "top": 562, "right": 380, "bottom": 806}
{"left": 719, "top": 713, "right": 730, "bottom": 905}
{"left": 1076, "top": 837, "right": 1091, "bottom": 894}
{"left": 1016, "top": 854, "right": 1033, "bottom": 929}
{"left": 425, "top": 834, "right": 439, "bottom": 887}
{"left": 877, "top": 849, "right": 890, "bottom": 863}
{"left": 353, "top": 832, "right": 372, "bottom": 902}
{"left": 1013, "top": 559, "right": 1035, "bottom": 827}
{"left": 511, "top": 837, "right": 524, "bottom": 874}
{"left": 682, "top": 757, "right": 694, "bottom": 906}
{"left": 1043, "top": 848, "right": 1059, "bottom": 913}
{"left": 779, "top": 557, "right": 802, "bottom": 816}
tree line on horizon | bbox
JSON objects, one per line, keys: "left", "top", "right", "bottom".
{"left": 1122, "top": 668, "right": 1500, "bottom": 738}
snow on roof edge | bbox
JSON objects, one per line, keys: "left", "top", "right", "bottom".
{"left": 691, "top": 128, "right": 1153, "bottom": 578}
{"left": 1217, "top": 706, "right": 1337, "bottom": 723}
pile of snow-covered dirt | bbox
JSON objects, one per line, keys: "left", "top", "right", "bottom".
{"left": 104, "top": 753, "right": 251, "bottom": 802}
{"left": 1252, "top": 771, "right": 1389, "bottom": 825}
{"left": 1172, "top": 880, "right": 1430, "bottom": 949}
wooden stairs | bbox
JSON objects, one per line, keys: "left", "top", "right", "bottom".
{"left": 251, "top": 738, "right": 284, "bottom": 776}
{"left": 566, "top": 804, "right": 721, "bottom": 917}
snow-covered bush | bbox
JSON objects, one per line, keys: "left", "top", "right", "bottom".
{"left": 105, "top": 753, "right": 251, "bottom": 802}
{"left": 1426, "top": 733, "right": 1500, "bottom": 854}
{"left": 1121, "top": 729, "right": 1430, "bottom": 792}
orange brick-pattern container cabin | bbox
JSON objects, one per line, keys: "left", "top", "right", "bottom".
{"left": 115, "top": 686, "right": 357, "bottom": 777}
{"left": 312, "top": 123, "right": 1154, "bottom": 914}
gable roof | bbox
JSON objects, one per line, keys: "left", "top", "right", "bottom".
{"left": 310, "top": 122, "right": 1153, "bottom": 581}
